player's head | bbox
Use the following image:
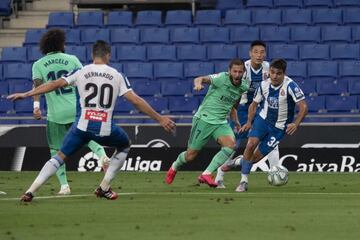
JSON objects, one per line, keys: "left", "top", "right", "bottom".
{"left": 269, "top": 59, "right": 287, "bottom": 86}
{"left": 228, "top": 58, "right": 246, "bottom": 86}
{"left": 249, "top": 40, "right": 266, "bottom": 67}
{"left": 39, "top": 28, "right": 65, "bottom": 55}
{"left": 92, "top": 40, "right": 111, "bottom": 63}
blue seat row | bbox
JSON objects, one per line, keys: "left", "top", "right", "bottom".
{"left": 0, "top": 0, "right": 12, "bottom": 17}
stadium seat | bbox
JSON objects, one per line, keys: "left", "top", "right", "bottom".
{"left": 194, "top": 10, "right": 221, "bottom": 27}
{"left": 287, "top": 61, "right": 307, "bottom": 79}
{"left": 273, "top": 0, "right": 303, "bottom": 8}
{"left": 111, "top": 28, "right": 140, "bottom": 45}
{"left": 223, "top": 9, "right": 251, "bottom": 27}
{"left": 306, "top": 96, "right": 326, "bottom": 112}
{"left": 326, "top": 96, "right": 357, "bottom": 112}
{"left": 316, "top": 79, "right": 348, "bottom": 95}
{"left": 343, "top": 9, "right": 360, "bottom": 26}
{"left": 116, "top": 45, "right": 146, "bottom": 62}
{"left": 216, "top": 0, "right": 243, "bottom": 13}
{"left": 252, "top": 9, "right": 281, "bottom": 26}
{"left": 64, "top": 29, "right": 81, "bottom": 45}
{"left": 47, "top": 12, "right": 74, "bottom": 28}
{"left": 154, "top": 62, "right": 183, "bottom": 80}
{"left": 245, "top": 0, "right": 273, "bottom": 9}
{"left": 177, "top": 44, "right": 206, "bottom": 62}
{"left": 132, "top": 80, "right": 161, "bottom": 96}
{"left": 330, "top": 44, "right": 360, "bottom": 60}
{"left": 339, "top": 61, "right": 360, "bottom": 78}
{"left": 65, "top": 46, "right": 87, "bottom": 63}
{"left": 313, "top": 9, "right": 342, "bottom": 25}
{"left": 141, "top": 28, "right": 169, "bottom": 45}
{"left": 107, "top": 11, "right": 133, "bottom": 28}
{"left": 0, "top": 98, "right": 13, "bottom": 113}
{"left": 3, "top": 63, "right": 32, "bottom": 80}
{"left": 161, "top": 80, "right": 192, "bottom": 96}
{"left": 321, "top": 26, "right": 351, "bottom": 43}
{"left": 15, "top": 98, "right": 33, "bottom": 113}
{"left": 303, "top": 0, "right": 333, "bottom": 8}
{"left": 348, "top": 78, "right": 360, "bottom": 95}
{"left": 291, "top": 26, "right": 321, "bottom": 43}
{"left": 123, "top": 62, "right": 153, "bottom": 81}
{"left": 23, "top": 29, "right": 47, "bottom": 46}
{"left": 147, "top": 45, "right": 176, "bottom": 62}
{"left": 0, "top": 0, "right": 12, "bottom": 16}
{"left": 1, "top": 47, "right": 27, "bottom": 63}
{"left": 143, "top": 96, "right": 169, "bottom": 113}
{"left": 0, "top": 63, "right": 2, "bottom": 80}
{"left": 165, "top": 10, "right": 192, "bottom": 27}
{"left": 27, "top": 46, "right": 43, "bottom": 62}
{"left": 0, "top": 81, "right": 8, "bottom": 96}
{"left": 260, "top": 26, "right": 290, "bottom": 43}
{"left": 200, "top": 27, "right": 229, "bottom": 44}
{"left": 268, "top": 44, "right": 298, "bottom": 61}
{"left": 184, "top": 62, "right": 214, "bottom": 81}
{"left": 303, "top": 117, "right": 334, "bottom": 123}
{"left": 352, "top": 26, "right": 360, "bottom": 43}
{"left": 135, "top": 10, "right": 162, "bottom": 28}
{"left": 282, "top": 9, "right": 312, "bottom": 26}
{"left": 114, "top": 97, "right": 134, "bottom": 113}
{"left": 295, "top": 78, "right": 316, "bottom": 95}
{"left": 334, "top": 0, "right": 360, "bottom": 7}
{"left": 207, "top": 44, "right": 237, "bottom": 61}
{"left": 77, "top": 11, "right": 103, "bottom": 28}
{"left": 237, "top": 43, "right": 251, "bottom": 59}
{"left": 334, "top": 117, "right": 360, "bottom": 123}
{"left": 308, "top": 61, "right": 338, "bottom": 79}
{"left": 81, "top": 28, "right": 110, "bottom": 44}
{"left": 168, "top": 97, "right": 199, "bottom": 113}
{"left": 110, "top": 63, "right": 122, "bottom": 72}
{"left": 170, "top": 27, "right": 199, "bottom": 45}
{"left": 9, "top": 80, "right": 32, "bottom": 94}
{"left": 299, "top": 44, "right": 330, "bottom": 61}
{"left": 230, "top": 27, "right": 260, "bottom": 44}
{"left": 214, "top": 61, "right": 229, "bottom": 73}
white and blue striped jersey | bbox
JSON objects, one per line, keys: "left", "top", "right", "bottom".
{"left": 240, "top": 60, "right": 270, "bottom": 105}
{"left": 253, "top": 76, "right": 305, "bottom": 130}
{"left": 63, "top": 64, "right": 132, "bottom": 136}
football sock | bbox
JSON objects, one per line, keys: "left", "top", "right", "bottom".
{"left": 240, "top": 159, "right": 253, "bottom": 183}
{"left": 27, "top": 155, "right": 64, "bottom": 194}
{"left": 100, "top": 148, "right": 129, "bottom": 191}
{"left": 203, "top": 147, "right": 234, "bottom": 174}
{"left": 172, "top": 151, "right": 187, "bottom": 171}
{"left": 50, "top": 149, "right": 69, "bottom": 186}
{"left": 268, "top": 148, "right": 280, "bottom": 168}
{"left": 87, "top": 140, "right": 107, "bottom": 159}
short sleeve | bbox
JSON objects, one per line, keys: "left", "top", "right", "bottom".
{"left": 209, "top": 72, "right": 224, "bottom": 88}
{"left": 253, "top": 83, "right": 263, "bottom": 103}
{"left": 288, "top": 81, "right": 305, "bottom": 103}
{"left": 62, "top": 68, "right": 81, "bottom": 86}
{"left": 32, "top": 62, "right": 43, "bottom": 82}
{"left": 118, "top": 72, "right": 132, "bottom": 96}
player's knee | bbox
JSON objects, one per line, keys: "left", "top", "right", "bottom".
{"left": 245, "top": 140, "right": 257, "bottom": 151}
{"left": 185, "top": 150, "right": 198, "bottom": 161}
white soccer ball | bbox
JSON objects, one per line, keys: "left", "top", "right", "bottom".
{"left": 267, "top": 165, "right": 289, "bottom": 186}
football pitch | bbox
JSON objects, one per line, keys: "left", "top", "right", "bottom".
{"left": 0, "top": 171, "right": 359, "bottom": 240}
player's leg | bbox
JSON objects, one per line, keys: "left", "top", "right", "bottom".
{"left": 87, "top": 140, "right": 110, "bottom": 172}
{"left": 267, "top": 146, "right": 280, "bottom": 168}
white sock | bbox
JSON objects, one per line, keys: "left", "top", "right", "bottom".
{"left": 268, "top": 147, "right": 280, "bottom": 168}
{"left": 27, "top": 157, "right": 64, "bottom": 194}
{"left": 100, "top": 148, "right": 129, "bottom": 191}
{"left": 240, "top": 174, "right": 248, "bottom": 183}
{"left": 202, "top": 170, "right": 212, "bottom": 175}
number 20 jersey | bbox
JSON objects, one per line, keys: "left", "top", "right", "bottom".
{"left": 63, "top": 64, "right": 132, "bottom": 136}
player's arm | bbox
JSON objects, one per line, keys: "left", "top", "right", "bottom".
{"left": 193, "top": 76, "right": 211, "bottom": 91}
{"left": 286, "top": 100, "right": 308, "bottom": 135}
{"left": 239, "top": 100, "right": 259, "bottom": 133}
{"left": 230, "top": 99, "right": 241, "bottom": 133}
{"left": 32, "top": 79, "right": 43, "bottom": 120}
{"left": 123, "top": 90, "right": 176, "bottom": 133}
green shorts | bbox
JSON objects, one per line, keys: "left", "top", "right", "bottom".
{"left": 188, "top": 117, "right": 235, "bottom": 150}
{"left": 46, "top": 121, "right": 73, "bottom": 151}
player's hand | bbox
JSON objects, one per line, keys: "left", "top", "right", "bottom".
{"left": 233, "top": 121, "right": 242, "bottom": 133}
{"left": 239, "top": 122, "right": 252, "bottom": 133}
{"left": 193, "top": 78, "right": 204, "bottom": 91}
{"left": 33, "top": 108, "right": 42, "bottom": 120}
{"left": 159, "top": 116, "right": 176, "bottom": 133}
{"left": 286, "top": 123, "right": 298, "bottom": 135}
{"left": 7, "top": 93, "right": 27, "bottom": 101}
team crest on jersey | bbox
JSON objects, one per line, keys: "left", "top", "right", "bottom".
{"left": 280, "top": 89, "right": 285, "bottom": 96}
{"left": 85, "top": 110, "right": 108, "bottom": 122}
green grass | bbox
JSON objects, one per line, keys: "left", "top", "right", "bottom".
{"left": 0, "top": 171, "right": 360, "bottom": 240}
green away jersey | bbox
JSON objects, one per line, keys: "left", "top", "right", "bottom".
{"left": 32, "top": 52, "right": 83, "bottom": 124}
{"left": 194, "top": 72, "right": 249, "bottom": 124}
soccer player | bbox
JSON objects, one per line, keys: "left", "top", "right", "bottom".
{"left": 32, "top": 29, "right": 110, "bottom": 195}
{"left": 8, "top": 40, "right": 176, "bottom": 202}
{"left": 165, "top": 58, "right": 249, "bottom": 187}
{"left": 233, "top": 59, "right": 307, "bottom": 192}
{"left": 215, "top": 40, "right": 281, "bottom": 188}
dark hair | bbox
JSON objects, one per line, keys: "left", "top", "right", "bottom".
{"left": 229, "top": 58, "right": 245, "bottom": 69}
{"left": 92, "top": 40, "right": 111, "bottom": 58}
{"left": 250, "top": 40, "right": 266, "bottom": 50}
{"left": 39, "top": 28, "right": 65, "bottom": 55}
{"left": 270, "top": 59, "right": 287, "bottom": 73}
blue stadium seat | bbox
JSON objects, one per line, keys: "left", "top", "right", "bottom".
{"left": 316, "top": 79, "right": 348, "bottom": 95}
{"left": 313, "top": 9, "right": 342, "bottom": 25}
{"left": 123, "top": 62, "right": 153, "bottom": 81}
{"left": 348, "top": 78, "right": 360, "bottom": 95}
{"left": 165, "top": 10, "right": 192, "bottom": 27}
{"left": 64, "top": 29, "right": 81, "bottom": 45}
{"left": 111, "top": 28, "right": 140, "bottom": 45}
{"left": 352, "top": 26, "right": 360, "bottom": 43}
{"left": 81, "top": 28, "right": 110, "bottom": 44}
{"left": 143, "top": 96, "right": 169, "bottom": 113}
{"left": 230, "top": 27, "right": 260, "bottom": 44}
{"left": 326, "top": 96, "right": 357, "bottom": 112}
{"left": 0, "top": 98, "right": 13, "bottom": 113}
{"left": 295, "top": 78, "right": 316, "bottom": 95}
{"left": 282, "top": 9, "right": 312, "bottom": 26}
{"left": 194, "top": 10, "right": 221, "bottom": 27}
{"left": 268, "top": 44, "right": 298, "bottom": 61}
{"left": 0, "top": 63, "right": 2, "bottom": 80}
{"left": 154, "top": 62, "right": 183, "bottom": 80}
{"left": 47, "top": 12, "right": 74, "bottom": 28}
{"left": 223, "top": 9, "right": 251, "bottom": 27}
{"left": 132, "top": 80, "right": 161, "bottom": 96}
{"left": 15, "top": 98, "right": 33, "bottom": 113}
{"left": 107, "top": 11, "right": 132, "bottom": 28}
{"left": 252, "top": 9, "right": 281, "bottom": 26}
{"left": 237, "top": 43, "right": 251, "bottom": 59}
{"left": 27, "top": 46, "right": 43, "bottom": 62}
{"left": 110, "top": 63, "right": 122, "bottom": 72}
{"left": 4, "top": 63, "right": 32, "bottom": 80}
{"left": 168, "top": 96, "right": 199, "bottom": 113}
{"left": 147, "top": 45, "right": 176, "bottom": 62}
{"left": 116, "top": 45, "right": 146, "bottom": 62}
{"left": 303, "top": 0, "right": 333, "bottom": 8}
{"left": 140, "top": 28, "right": 169, "bottom": 45}
{"left": 334, "top": 117, "right": 360, "bottom": 123}
{"left": 207, "top": 44, "right": 237, "bottom": 61}
{"left": 200, "top": 27, "right": 229, "bottom": 44}
{"left": 334, "top": 0, "right": 360, "bottom": 7}
{"left": 287, "top": 61, "right": 307, "bottom": 79}
{"left": 273, "top": 0, "right": 303, "bottom": 8}
{"left": 135, "top": 11, "right": 162, "bottom": 28}
{"left": 306, "top": 96, "right": 326, "bottom": 112}
{"left": 1, "top": 47, "right": 27, "bottom": 63}
{"left": 161, "top": 80, "right": 192, "bottom": 96}
{"left": 0, "top": 81, "right": 8, "bottom": 96}
{"left": 0, "top": 0, "right": 12, "bottom": 16}
{"left": 246, "top": 0, "right": 273, "bottom": 9}
{"left": 114, "top": 97, "right": 134, "bottom": 113}
{"left": 77, "top": 11, "right": 103, "bottom": 28}
{"left": 65, "top": 46, "right": 87, "bottom": 63}
{"left": 339, "top": 61, "right": 360, "bottom": 78}
{"left": 330, "top": 44, "right": 360, "bottom": 60}
{"left": 291, "top": 26, "right": 321, "bottom": 43}
{"left": 308, "top": 61, "right": 338, "bottom": 79}
{"left": 23, "top": 29, "right": 47, "bottom": 46}
{"left": 299, "top": 44, "right": 330, "bottom": 61}
{"left": 260, "top": 26, "right": 290, "bottom": 43}
{"left": 216, "top": 0, "right": 243, "bottom": 12}
{"left": 303, "top": 117, "right": 334, "bottom": 123}
{"left": 170, "top": 27, "right": 199, "bottom": 45}
{"left": 214, "top": 61, "right": 229, "bottom": 73}
{"left": 177, "top": 44, "right": 206, "bottom": 62}
{"left": 322, "top": 26, "right": 351, "bottom": 43}
{"left": 9, "top": 80, "right": 32, "bottom": 93}
{"left": 184, "top": 62, "right": 214, "bottom": 80}
{"left": 343, "top": 9, "right": 360, "bottom": 26}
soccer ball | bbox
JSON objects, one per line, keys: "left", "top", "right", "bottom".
{"left": 267, "top": 165, "right": 289, "bottom": 186}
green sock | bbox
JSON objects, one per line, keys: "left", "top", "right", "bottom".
{"left": 205, "top": 147, "right": 234, "bottom": 173}
{"left": 87, "top": 140, "right": 107, "bottom": 159}
{"left": 172, "top": 151, "right": 187, "bottom": 171}
{"left": 51, "top": 149, "right": 68, "bottom": 186}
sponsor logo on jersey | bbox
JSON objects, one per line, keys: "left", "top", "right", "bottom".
{"left": 85, "top": 110, "right": 108, "bottom": 122}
